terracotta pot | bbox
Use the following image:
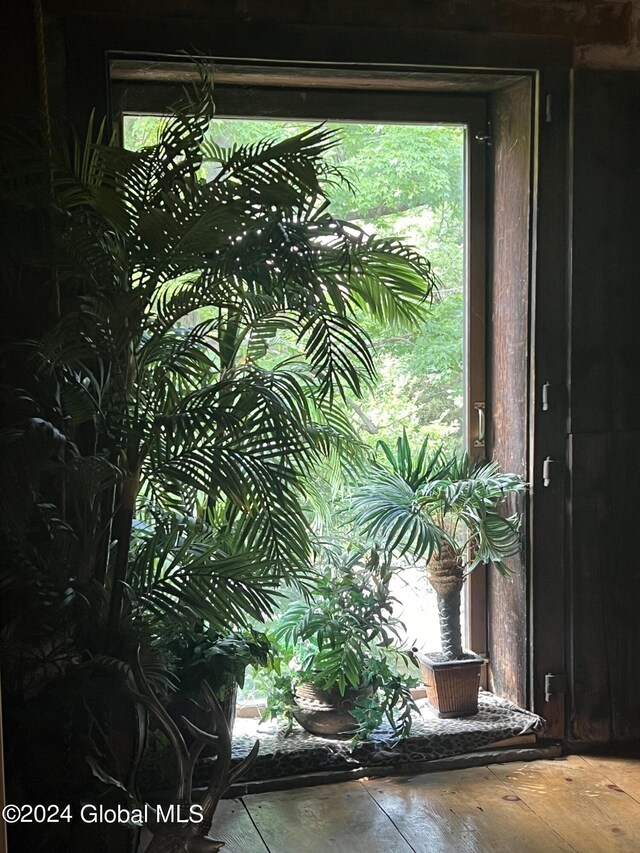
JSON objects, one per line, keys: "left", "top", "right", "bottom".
{"left": 418, "top": 652, "right": 485, "bottom": 718}
{"left": 293, "top": 682, "right": 371, "bottom": 737}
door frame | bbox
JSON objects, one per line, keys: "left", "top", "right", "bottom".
{"left": 108, "top": 56, "right": 570, "bottom": 733}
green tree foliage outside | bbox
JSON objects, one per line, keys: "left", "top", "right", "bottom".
{"left": 123, "top": 115, "right": 466, "bottom": 697}
{"left": 124, "top": 116, "right": 465, "bottom": 457}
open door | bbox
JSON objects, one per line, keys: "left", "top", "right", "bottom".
{"left": 485, "top": 78, "right": 533, "bottom": 708}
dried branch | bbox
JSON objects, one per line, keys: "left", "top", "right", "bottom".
{"left": 347, "top": 398, "right": 379, "bottom": 434}
{"left": 130, "top": 649, "right": 259, "bottom": 852}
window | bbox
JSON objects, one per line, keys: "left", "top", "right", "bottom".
{"left": 114, "top": 60, "right": 506, "bottom": 677}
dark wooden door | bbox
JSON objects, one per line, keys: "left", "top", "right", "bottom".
{"left": 568, "top": 70, "right": 640, "bottom": 743}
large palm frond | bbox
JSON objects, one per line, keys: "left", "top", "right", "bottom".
{"left": 350, "top": 466, "right": 443, "bottom": 562}
{"left": 350, "top": 435, "right": 526, "bottom": 572}
{"left": 417, "top": 453, "right": 526, "bottom": 573}
{"left": 127, "top": 519, "right": 286, "bottom": 631}
{"left": 377, "top": 429, "right": 451, "bottom": 491}
{"left": 5, "top": 71, "right": 438, "bottom": 645}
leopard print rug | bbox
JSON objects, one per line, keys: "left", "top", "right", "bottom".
{"left": 193, "top": 689, "right": 544, "bottom": 786}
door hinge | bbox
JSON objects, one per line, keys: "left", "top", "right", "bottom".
{"left": 545, "top": 94, "right": 552, "bottom": 123}
{"left": 542, "top": 382, "right": 550, "bottom": 411}
{"left": 544, "top": 672, "right": 566, "bottom": 703}
{"left": 542, "top": 456, "right": 554, "bottom": 487}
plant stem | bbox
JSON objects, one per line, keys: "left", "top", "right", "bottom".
{"left": 427, "top": 541, "right": 464, "bottom": 660}
{"left": 436, "top": 588, "right": 463, "bottom": 660}
{"left": 107, "top": 472, "right": 139, "bottom": 642}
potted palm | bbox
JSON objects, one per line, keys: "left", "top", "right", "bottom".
{"left": 1, "top": 72, "right": 438, "bottom": 851}
{"left": 350, "top": 432, "right": 526, "bottom": 717}
{"left": 264, "top": 549, "right": 419, "bottom": 743}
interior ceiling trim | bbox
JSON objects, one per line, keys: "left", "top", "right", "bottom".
{"left": 109, "top": 57, "right": 529, "bottom": 93}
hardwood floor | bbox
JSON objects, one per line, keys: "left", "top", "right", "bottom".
{"left": 211, "top": 755, "right": 640, "bottom": 852}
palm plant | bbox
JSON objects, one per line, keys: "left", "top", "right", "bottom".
{"left": 350, "top": 432, "right": 526, "bottom": 661}
{"left": 1, "top": 74, "right": 438, "bottom": 850}
{"left": 1, "top": 75, "right": 437, "bottom": 661}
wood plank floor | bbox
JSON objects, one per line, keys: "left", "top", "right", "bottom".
{"left": 210, "top": 755, "right": 640, "bottom": 852}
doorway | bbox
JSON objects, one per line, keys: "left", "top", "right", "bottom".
{"left": 112, "top": 59, "right": 535, "bottom": 716}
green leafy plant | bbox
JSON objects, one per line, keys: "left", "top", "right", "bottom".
{"left": 350, "top": 431, "right": 527, "bottom": 660}
{"left": 0, "top": 70, "right": 438, "bottom": 850}
{"left": 264, "top": 548, "right": 420, "bottom": 743}
{"left": 164, "top": 625, "right": 279, "bottom": 702}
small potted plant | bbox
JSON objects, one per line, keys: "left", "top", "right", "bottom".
{"left": 351, "top": 432, "right": 526, "bottom": 717}
{"left": 137, "top": 626, "right": 278, "bottom": 802}
{"left": 264, "top": 549, "right": 419, "bottom": 743}
{"left": 163, "top": 626, "right": 279, "bottom": 731}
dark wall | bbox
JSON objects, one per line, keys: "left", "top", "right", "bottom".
{"left": 39, "top": 0, "right": 637, "bottom": 65}
{"left": 3, "top": 1, "right": 640, "bottom": 744}
{"left": 568, "top": 70, "right": 640, "bottom": 742}
{"left": 1, "top": 1, "right": 39, "bottom": 118}
{"left": 0, "top": 3, "right": 58, "bottom": 346}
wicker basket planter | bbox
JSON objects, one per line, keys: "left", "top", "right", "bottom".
{"left": 418, "top": 652, "right": 485, "bottom": 718}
